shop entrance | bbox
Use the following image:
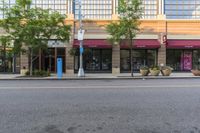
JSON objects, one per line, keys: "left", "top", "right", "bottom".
{"left": 0, "top": 48, "right": 20, "bottom": 73}
{"left": 43, "top": 48, "right": 66, "bottom": 73}
{"left": 167, "top": 50, "right": 193, "bottom": 71}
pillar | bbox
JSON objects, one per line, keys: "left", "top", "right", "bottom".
{"left": 20, "top": 53, "right": 29, "bottom": 75}
{"left": 158, "top": 33, "right": 166, "bottom": 66}
{"left": 112, "top": 44, "right": 120, "bottom": 75}
{"left": 65, "top": 43, "right": 74, "bottom": 75}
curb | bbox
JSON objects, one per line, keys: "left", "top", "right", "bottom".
{"left": 0, "top": 76, "right": 200, "bottom": 80}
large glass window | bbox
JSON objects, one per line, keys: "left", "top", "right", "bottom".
{"left": 32, "top": 0, "right": 67, "bottom": 14}
{"left": 0, "top": 0, "right": 16, "bottom": 19}
{"left": 165, "top": 0, "right": 200, "bottom": 19}
{"left": 74, "top": 0, "right": 112, "bottom": 20}
{"left": 75, "top": 49, "right": 112, "bottom": 72}
{"left": 141, "top": 0, "right": 158, "bottom": 19}
{"left": 167, "top": 50, "right": 193, "bottom": 71}
{"left": 0, "top": 0, "right": 67, "bottom": 19}
{"left": 193, "top": 50, "right": 200, "bottom": 69}
{"left": 120, "top": 49, "right": 157, "bottom": 72}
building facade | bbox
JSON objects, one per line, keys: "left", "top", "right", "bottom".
{"left": 1, "top": 0, "right": 200, "bottom": 74}
{"left": 66, "top": 0, "right": 200, "bottom": 74}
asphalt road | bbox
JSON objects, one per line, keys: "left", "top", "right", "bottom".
{"left": 0, "top": 79, "right": 200, "bottom": 133}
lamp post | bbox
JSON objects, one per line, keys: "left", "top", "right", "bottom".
{"left": 77, "top": 0, "right": 85, "bottom": 77}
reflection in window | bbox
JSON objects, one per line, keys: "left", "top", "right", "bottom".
{"left": 141, "top": 0, "right": 158, "bottom": 19}
{"left": 165, "top": 0, "right": 200, "bottom": 19}
{"left": 0, "top": 0, "right": 67, "bottom": 19}
{"left": 74, "top": 0, "right": 112, "bottom": 20}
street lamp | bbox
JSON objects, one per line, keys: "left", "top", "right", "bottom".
{"left": 76, "top": 0, "right": 85, "bottom": 77}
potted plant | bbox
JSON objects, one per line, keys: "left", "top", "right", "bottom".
{"left": 191, "top": 69, "right": 200, "bottom": 76}
{"left": 161, "top": 66, "right": 173, "bottom": 76}
{"left": 139, "top": 66, "right": 149, "bottom": 76}
{"left": 149, "top": 66, "right": 160, "bottom": 76}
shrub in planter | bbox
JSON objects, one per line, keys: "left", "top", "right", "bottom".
{"left": 191, "top": 69, "right": 200, "bottom": 76}
{"left": 25, "top": 70, "right": 50, "bottom": 77}
{"left": 161, "top": 66, "right": 173, "bottom": 76}
{"left": 149, "top": 66, "right": 160, "bottom": 76}
{"left": 139, "top": 66, "right": 149, "bottom": 76}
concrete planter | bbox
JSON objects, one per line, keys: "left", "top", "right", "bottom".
{"left": 191, "top": 69, "right": 200, "bottom": 76}
{"left": 161, "top": 69, "right": 172, "bottom": 76}
{"left": 149, "top": 69, "right": 160, "bottom": 76}
{"left": 140, "top": 69, "right": 149, "bottom": 76}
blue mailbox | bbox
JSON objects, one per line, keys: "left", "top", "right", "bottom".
{"left": 57, "top": 58, "right": 63, "bottom": 78}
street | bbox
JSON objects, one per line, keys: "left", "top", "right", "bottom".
{"left": 0, "top": 79, "right": 200, "bottom": 133}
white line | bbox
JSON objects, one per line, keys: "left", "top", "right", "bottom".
{"left": 0, "top": 85, "right": 199, "bottom": 89}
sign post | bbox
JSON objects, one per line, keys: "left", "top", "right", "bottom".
{"left": 77, "top": 0, "right": 85, "bottom": 77}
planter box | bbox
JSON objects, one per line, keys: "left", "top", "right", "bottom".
{"left": 161, "top": 69, "right": 172, "bottom": 76}
{"left": 140, "top": 69, "right": 149, "bottom": 76}
{"left": 149, "top": 69, "right": 160, "bottom": 76}
{"left": 191, "top": 70, "right": 200, "bottom": 76}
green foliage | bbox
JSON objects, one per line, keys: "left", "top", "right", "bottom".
{"left": 149, "top": 66, "right": 160, "bottom": 71}
{"left": 0, "top": 0, "right": 71, "bottom": 55}
{"left": 161, "top": 66, "right": 173, "bottom": 70}
{"left": 25, "top": 70, "right": 50, "bottom": 77}
{"left": 140, "top": 66, "right": 149, "bottom": 70}
{"left": 0, "top": 0, "right": 71, "bottom": 75}
{"left": 106, "top": 0, "right": 143, "bottom": 44}
{"left": 68, "top": 48, "right": 76, "bottom": 56}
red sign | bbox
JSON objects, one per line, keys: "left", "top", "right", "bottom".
{"left": 163, "top": 35, "right": 167, "bottom": 45}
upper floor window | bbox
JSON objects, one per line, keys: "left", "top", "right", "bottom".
{"left": 141, "top": 0, "right": 158, "bottom": 19}
{"left": 165, "top": 0, "right": 200, "bottom": 19}
{"left": 0, "top": 0, "right": 67, "bottom": 19}
{"left": 74, "top": 0, "right": 113, "bottom": 20}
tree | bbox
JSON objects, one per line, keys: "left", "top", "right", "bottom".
{"left": 106, "top": 0, "right": 142, "bottom": 77}
{"left": 0, "top": 0, "right": 71, "bottom": 75}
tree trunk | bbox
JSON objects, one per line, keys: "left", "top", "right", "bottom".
{"left": 130, "top": 39, "right": 133, "bottom": 77}
{"left": 29, "top": 48, "right": 33, "bottom": 76}
{"left": 39, "top": 48, "right": 41, "bottom": 71}
{"left": 3, "top": 45, "right": 6, "bottom": 72}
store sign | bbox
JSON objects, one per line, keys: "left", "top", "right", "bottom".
{"left": 162, "top": 35, "right": 167, "bottom": 45}
{"left": 48, "top": 40, "right": 66, "bottom": 47}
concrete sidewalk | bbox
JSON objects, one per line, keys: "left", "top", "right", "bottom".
{"left": 0, "top": 72, "right": 199, "bottom": 80}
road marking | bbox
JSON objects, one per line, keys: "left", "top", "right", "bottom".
{"left": 0, "top": 85, "right": 200, "bottom": 89}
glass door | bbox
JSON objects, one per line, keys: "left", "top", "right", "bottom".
{"left": 181, "top": 50, "right": 192, "bottom": 71}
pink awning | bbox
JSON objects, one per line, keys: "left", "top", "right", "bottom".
{"left": 167, "top": 40, "right": 200, "bottom": 49}
{"left": 73, "top": 39, "right": 112, "bottom": 48}
{"left": 120, "top": 39, "right": 160, "bottom": 49}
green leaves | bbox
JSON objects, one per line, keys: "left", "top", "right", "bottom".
{"left": 0, "top": 0, "right": 71, "bottom": 55}
{"left": 106, "top": 0, "right": 143, "bottom": 44}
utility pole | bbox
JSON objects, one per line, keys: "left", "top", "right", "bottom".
{"left": 77, "top": 0, "right": 85, "bottom": 77}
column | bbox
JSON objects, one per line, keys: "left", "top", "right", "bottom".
{"left": 112, "top": 0, "right": 118, "bottom": 20}
{"left": 157, "top": 0, "right": 166, "bottom": 19}
{"left": 65, "top": 41, "right": 74, "bottom": 75}
{"left": 20, "top": 53, "right": 29, "bottom": 75}
{"left": 112, "top": 44, "right": 120, "bottom": 75}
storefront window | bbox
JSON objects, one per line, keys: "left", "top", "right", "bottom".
{"left": 75, "top": 48, "right": 112, "bottom": 72}
{"left": 132, "top": 50, "right": 146, "bottom": 70}
{"left": 167, "top": 50, "right": 193, "bottom": 71}
{"left": 147, "top": 50, "right": 157, "bottom": 67}
{"left": 120, "top": 50, "right": 130, "bottom": 71}
{"left": 102, "top": 50, "right": 112, "bottom": 70}
{"left": 120, "top": 49, "right": 157, "bottom": 72}
{"left": 193, "top": 50, "right": 200, "bottom": 69}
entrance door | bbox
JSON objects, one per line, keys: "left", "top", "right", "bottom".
{"left": 181, "top": 51, "right": 192, "bottom": 71}
{"left": 44, "top": 48, "right": 66, "bottom": 73}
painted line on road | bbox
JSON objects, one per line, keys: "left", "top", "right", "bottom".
{"left": 0, "top": 85, "right": 200, "bottom": 89}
